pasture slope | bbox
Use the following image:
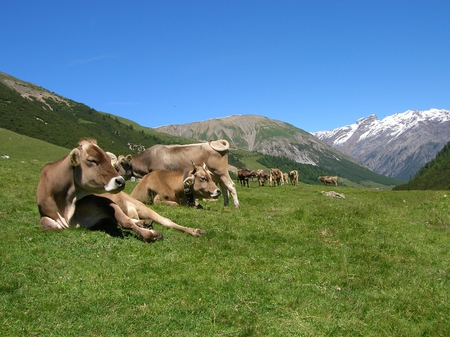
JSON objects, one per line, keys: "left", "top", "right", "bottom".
{"left": 0, "top": 128, "right": 449, "bottom": 336}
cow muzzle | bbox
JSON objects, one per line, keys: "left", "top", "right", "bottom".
{"left": 105, "top": 176, "right": 126, "bottom": 192}
{"left": 211, "top": 189, "right": 221, "bottom": 198}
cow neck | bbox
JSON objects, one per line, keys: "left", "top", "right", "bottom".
{"left": 128, "top": 158, "right": 136, "bottom": 179}
{"left": 182, "top": 170, "right": 196, "bottom": 207}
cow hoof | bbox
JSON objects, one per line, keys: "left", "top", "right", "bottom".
{"left": 193, "top": 229, "right": 207, "bottom": 237}
{"left": 194, "top": 204, "right": 203, "bottom": 209}
{"left": 143, "top": 219, "right": 154, "bottom": 229}
{"left": 144, "top": 229, "right": 163, "bottom": 243}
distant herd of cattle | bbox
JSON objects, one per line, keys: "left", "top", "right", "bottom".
{"left": 238, "top": 168, "right": 337, "bottom": 187}
{"left": 238, "top": 168, "right": 301, "bottom": 187}
{"left": 36, "top": 138, "right": 338, "bottom": 241}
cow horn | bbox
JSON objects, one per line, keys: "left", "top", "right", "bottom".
{"left": 190, "top": 160, "right": 197, "bottom": 172}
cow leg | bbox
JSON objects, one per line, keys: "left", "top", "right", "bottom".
{"left": 138, "top": 206, "right": 205, "bottom": 237}
{"left": 40, "top": 215, "right": 69, "bottom": 230}
{"left": 109, "top": 203, "right": 163, "bottom": 242}
{"left": 219, "top": 178, "right": 239, "bottom": 208}
{"left": 119, "top": 194, "right": 205, "bottom": 237}
{"left": 153, "top": 195, "right": 180, "bottom": 206}
{"left": 219, "top": 181, "right": 230, "bottom": 206}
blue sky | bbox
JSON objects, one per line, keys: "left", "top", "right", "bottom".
{"left": 1, "top": 1, "right": 449, "bottom": 133}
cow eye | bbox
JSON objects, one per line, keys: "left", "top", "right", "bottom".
{"left": 87, "top": 159, "right": 99, "bottom": 166}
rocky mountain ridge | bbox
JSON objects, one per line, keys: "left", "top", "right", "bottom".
{"left": 155, "top": 114, "right": 361, "bottom": 169}
{"left": 313, "top": 109, "right": 450, "bottom": 181}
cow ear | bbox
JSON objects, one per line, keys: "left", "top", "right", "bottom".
{"left": 183, "top": 175, "right": 195, "bottom": 187}
{"left": 69, "top": 148, "right": 81, "bottom": 166}
{"left": 125, "top": 154, "right": 132, "bottom": 162}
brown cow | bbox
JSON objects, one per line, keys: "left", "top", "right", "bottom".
{"left": 269, "top": 168, "right": 283, "bottom": 187}
{"left": 255, "top": 169, "right": 269, "bottom": 186}
{"left": 131, "top": 163, "right": 221, "bottom": 207}
{"left": 237, "top": 169, "right": 256, "bottom": 187}
{"left": 318, "top": 175, "right": 338, "bottom": 186}
{"left": 282, "top": 173, "right": 288, "bottom": 185}
{"left": 36, "top": 138, "right": 204, "bottom": 242}
{"left": 289, "top": 170, "right": 299, "bottom": 185}
{"left": 116, "top": 140, "right": 239, "bottom": 208}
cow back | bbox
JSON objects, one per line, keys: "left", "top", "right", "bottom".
{"left": 132, "top": 143, "right": 229, "bottom": 178}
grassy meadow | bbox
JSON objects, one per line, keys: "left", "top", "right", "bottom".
{"left": 0, "top": 129, "right": 449, "bottom": 336}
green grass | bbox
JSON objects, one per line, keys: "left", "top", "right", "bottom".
{"left": 1, "top": 129, "right": 449, "bottom": 336}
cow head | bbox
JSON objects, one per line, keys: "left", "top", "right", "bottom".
{"left": 113, "top": 154, "right": 133, "bottom": 180}
{"left": 70, "top": 138, "right": 125, "bottom": 194}
{"left": 183, "top": 162, "right": 221, "bottom": 199}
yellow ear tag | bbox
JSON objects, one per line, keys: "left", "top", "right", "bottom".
{"left": 185, "top": 180, "right": 192, "bottom": 186}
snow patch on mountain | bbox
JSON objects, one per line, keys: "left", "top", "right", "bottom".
{"left": 313, "top": 109, "right": 450, "bottom": 181}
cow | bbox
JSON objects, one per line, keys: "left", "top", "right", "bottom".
{"left": 269, "top": 168, "right": 283, "bottom": 187}
{"left": 130, "top": 162, "right": 221, "bottom": 207}
{"left": 289, "top": 170, "right": 299, "bottom": 185}
{"left": 36, "top": 138, "right": 204, "bottom": 242}
{"left": 255, "top": 169, "right": 270, "bottom": 186}
{"left": 282, "top": 173, "right": 288, "bottom": 185}
{"left": 318, "top": 175, "right": 338, "bottom": 186}
{"left": 115, "top": 140, "right": 239, "bottom": 208}
{"left": 237, "top": 169, "right": 256, "bottom": 187}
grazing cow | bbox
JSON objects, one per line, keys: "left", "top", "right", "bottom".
{"left": 282, "top": 173, "right": 288, "bottom": 185}
{"left": 36, "top": 138, "right": 204, "bottom": 242}
{"left": 255, "top": 169, "right": 270, "bottom": 186}
{"left": 269, "top": 168, "right": 284, "bottom": 187}
{"left": 318, "top": 175, "right": 338, "bottom": 186}
{"left": 116, "top": 140, "right": 239, "bottom": 208}
{"left": 131, "top": 162, "right": 221, "bottom": 207}
{"left": 289, "top": 170, "right": 299, "bottom": 185}
{"left": 237, "top": 169, "right": 256, "bottom": 187}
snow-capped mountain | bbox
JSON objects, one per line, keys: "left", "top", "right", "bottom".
{"left": 313, "top": 109, "right": 450, "bottom": 181}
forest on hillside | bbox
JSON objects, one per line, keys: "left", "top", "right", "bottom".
{"left": 393, "top": 141, "right": 450, "bottom": 190}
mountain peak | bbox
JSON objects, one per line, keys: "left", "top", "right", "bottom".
{"left": 155, "top": 114, "right": 361, "bottom": 167}
{"left": 357, "top": 114, "right": 378, "bottom": 123}
{"left": 314, "top": 109, "right": 450, "bottom": 180}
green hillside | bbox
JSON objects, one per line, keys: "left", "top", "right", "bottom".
{"left": 0, "top": 73, "right": 191, "bottom": 155}
{"left": 0, "top": 71, "right": 401, "bottom": 188}
{"left": 393, "top": 141, "right": 450, "bottom": 190}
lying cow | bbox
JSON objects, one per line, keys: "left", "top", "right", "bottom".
{"left": 318, "top": 175, "right": 338, "bottom": 186}
{"left": 115, "top": 140, "right": 239, "bottom": 208}
{"left": 269, "top": 168, "right": 284, "bottom": 187}
{"left": 255, "top": 169, "right": 269, "bottom": 186}
{"left": 237, "top": 169, "right": 256, "bottom": 187}
{"left": 36, "top": 138, "right": 204, "bottom": 242}
{"left": 131, "top": 162, "right": 221, "bottom": 207}
{"left": 289, "top": 170, "right": 299, "bottom": 185}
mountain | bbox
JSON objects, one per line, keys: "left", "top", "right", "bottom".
{"left": 0, "top": 71, "right": 192, "bottom": 156}
{"left": 155, "top": 114, "right": 360, "bottom": 166}
{"left": 157, "top": 115, "right": 333, "bottom": 165}
{"left": 393, "top": 140, "right": 450, "bottom": 190}
{"left": 0, "top": 71, "right": 400, "bottom": 187}
{"left": 313, "top": 109, "right": 450, "bottom": 181}
{"left": 155, "top": 115, "right": 401, "bottom": 187}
